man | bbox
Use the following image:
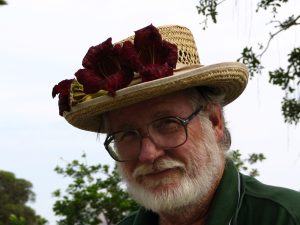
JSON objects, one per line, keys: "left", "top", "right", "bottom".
{"left": 53, "top": 24, "right": 300, "bottom": 225}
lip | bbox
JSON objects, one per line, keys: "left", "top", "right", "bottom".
{"left": 140, "top": 168, "right": 180, "bottom": 180}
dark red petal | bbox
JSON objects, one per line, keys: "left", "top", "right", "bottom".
{"left": 104, "top": 70, "right": 134, "bottom": 95}
{"left": 140, "top": 64, "right": 173, "bottom": 82}
{"left": 118, "top": 41, "right": 142, "bottom": 71}
{"left": 52, "top": 79, "right": 73, "bottom": 116}
{"left": 134, "top": 24, "right": 163, "bottom": 65}
{"left": 75, "top": 69, "right": 106, "bottom": 94}
{"left": 82, "top": 38, "right": 114, "bottom": 70}
{"left": 52, "top": 79, "right": 74, "bottom": 98}
{"left": 161, "top": 40, "right": 178, "bottom": 68}
{"left": 134, "top": 24, "right": 162, "bottom": 49}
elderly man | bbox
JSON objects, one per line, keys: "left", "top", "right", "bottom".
{"left": 53, "top": 24, "right": 300, "bottom": 225}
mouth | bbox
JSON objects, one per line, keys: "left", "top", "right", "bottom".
{"left": 136, "top": 167, "right": 183, "bottom": 184}
{"left": 143, "top": 168, "right": 173, "bottom": 177}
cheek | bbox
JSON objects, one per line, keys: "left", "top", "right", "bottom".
{"left": 118, "top": 162, "right": 135, "bottom": 182}
{"left": 179, "top": 126, "right": 210, "bottom": 175}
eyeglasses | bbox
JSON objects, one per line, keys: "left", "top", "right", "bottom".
{"left": 104, "top": 107, "right": 202, "bottom": 162}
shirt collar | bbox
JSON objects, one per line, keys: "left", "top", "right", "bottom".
{"left": 205, "top": 160, "right": 241, "bottom": 225}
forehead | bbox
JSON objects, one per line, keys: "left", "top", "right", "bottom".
{"left": 107, "top": 90, "right": 194, "bottom": 129}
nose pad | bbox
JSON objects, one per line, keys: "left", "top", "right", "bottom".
{"left": 138, "top": 136, "right": 165, "bottom": 163}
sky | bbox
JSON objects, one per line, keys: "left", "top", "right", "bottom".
{"left": 0, "top": 0, "right": 299, "bottom": 224}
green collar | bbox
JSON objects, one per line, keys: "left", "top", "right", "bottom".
{"left": 206, "top": 160, "right": 241, "bottom": 225}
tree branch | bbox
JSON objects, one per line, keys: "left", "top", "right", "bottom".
{"left": 258, "top": 15, "right": 300, "bottom": 57}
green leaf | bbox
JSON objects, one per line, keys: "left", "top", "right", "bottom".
{"left": 0, "top": 0, "right": 7, "bottom": 5}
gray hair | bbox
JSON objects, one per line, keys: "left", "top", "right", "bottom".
{"left": 185, "top": 87, "right": 231, "bottom": 151}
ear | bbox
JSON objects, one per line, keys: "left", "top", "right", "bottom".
{"left": 208, "top": 105, "right": 224, "bottom": 143}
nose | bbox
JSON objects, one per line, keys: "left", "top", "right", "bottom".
{"left": 138, "top": 136, "right": 165, "bottom": 163}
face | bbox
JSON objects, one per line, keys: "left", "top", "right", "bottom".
{"left": 107, "top": 90, "right": 226, "bottom": 213}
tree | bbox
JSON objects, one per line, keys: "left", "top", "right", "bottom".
{"left": 53, "top": 151, "right": 264, "bottom": 225}
{"left": 196, "top": 0, "right": 300, "bottom": 124}
{"left": 230, "top": 150, "right": 266, "bottom": 177}
{"left": 0, "top": 0, "right": 7, "bottom": 6}
{"left": 53, "top": 154, "right": 139, "bottom": 225}
{"left": 0, "top": 171, "right": 48, "bottom": 225}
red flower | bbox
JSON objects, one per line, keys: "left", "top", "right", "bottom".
{"left": 52, "top": 79, "right": 74, "bottom": 116}
{"left": 78, "top": 38, "right": 138, "bottom": 95}
{"left": 134, "top": 24, "right": 178, "bottom": 81}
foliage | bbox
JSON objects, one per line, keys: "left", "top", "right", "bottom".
{"left": 0, "top": 171, "right": 48, "bottom": 225}
{"left": 230, "top": 150, "right": 266, "bottom": 177}
{"left": 196, "top": 0, "right": 220, "bottom": 29}
{"left": 238, "top": 47, "right": 264, "bottom": 78}
{"left": 9, "top": 214, "right": 47, "bottom": 225}
{"left": 0, "top": 0, "right": 7, "bottom": 5}
{"left": 53, "top": 154, "right": 139, "bottom": 225}
{"left": 196, "top": 0, "right": 300, "bottom": 124}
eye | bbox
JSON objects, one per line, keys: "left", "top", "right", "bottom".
{"left": 115, "top": 130, "right": 140, "bottom": 142}
{"left": 152, "top": 117, "right": 182, "bottom": 134}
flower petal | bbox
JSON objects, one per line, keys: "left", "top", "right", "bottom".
{"left": 140, "top": 63, "right": 173, "bottom": 82}
{"left": 118, "top": 41, "right": 142, "bottom": 71}
{"left": 105, "top": 70, "right": 134, "bottom": 96}
{"left": 134, "top": 24, "right": 163, "bottom": 65}
{"left": 161, "top": 40, "right": 178, "bottom": 68}
{"left": 52, "top": 79, "right": 74, "bottom": 98}
{"left": 52, "top": 79, "right": 74, "bottom": 116}
{"left": 75, "top": 69, "right": 106, "bottom": 94}
{"left": 82, "top": 38, "right": 114, "bottom": 69}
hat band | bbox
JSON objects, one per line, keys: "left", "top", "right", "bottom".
{"left": 69, "top": 64, "right": 202, "bottom": 107}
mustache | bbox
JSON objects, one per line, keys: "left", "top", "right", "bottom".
{"left": 133, "top": 158, "right": 186, "bottom": 178}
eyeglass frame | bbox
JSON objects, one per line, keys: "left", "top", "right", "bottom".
{"left": 104, "top": 106, "right": 203, "bottom": 162}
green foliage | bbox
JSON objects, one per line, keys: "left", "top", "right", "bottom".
{"left": 0, "top": 0, "right": 7, "bottom": 5}
{"left": 281, "top": 98, "right": 300, "bottom": 124}
{"left": 196, "top": 0, "right": 220, "bottom": 29}
{"left": 196, "top": 0, "right": 300, "bottom": 125}
{"left": 269, "top": 47, "right": 300, "bottom": 124}
{"left": 9, "top": 215, "right": 26, "bottom": 225}
{"left": 0, "top": 171, "right": 48, "bottom": 225}
{"left": 230, "top": 150, "right": 266, "bottom": 177}
{"left": 9, "top": 214, "right": 47, "bottom": 225}
{"left": 238, "top": 47, "right": 264, "bottom": 78}
{"left": 53, "top": 154, "right": 139, "bottom": 225}
{"left": 256, "top": 0, "right": 289, "bottom": 15}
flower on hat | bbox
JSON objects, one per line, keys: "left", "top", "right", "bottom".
{"left": 134, "top": 24, "right": 178, "bottom": 81}
{"left": 52, "top": 24, "right": 178, "bottom": 116}
{"left": 52, "top": 79, "right": 74, "bottom": 116}
{"left": 75, "top": 38, "right": 139, "bottom": 95}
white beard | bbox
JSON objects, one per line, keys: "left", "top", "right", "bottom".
{"left": 118, "top": 117, "right": 225, "bottom": 213}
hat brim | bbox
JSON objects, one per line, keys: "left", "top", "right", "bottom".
{"left": 64, "top": 62, "right": 248, "bottom": 132}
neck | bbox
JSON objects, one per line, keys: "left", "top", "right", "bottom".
{"left": 158, "top": 201, "right": 209, "bottom": 225}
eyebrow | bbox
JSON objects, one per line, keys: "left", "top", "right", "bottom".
{"left": 111, "top": 109, "right": 180, "bottom": 133}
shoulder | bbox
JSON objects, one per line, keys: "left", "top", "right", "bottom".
{"left": 243, "top": 174, "right": 300, "bottom": 206}
{"left": 116, "top": 208, "right": 159, "bottom": 225}
{"left": 240, "top": 174, "right": 300, "bottom": 224}
{"left": 116, "top": 211, "right": 138, "bottom": 225}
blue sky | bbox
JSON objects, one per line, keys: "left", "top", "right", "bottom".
{"left": 1, "top": 0, "right": 299, "bottom": 224}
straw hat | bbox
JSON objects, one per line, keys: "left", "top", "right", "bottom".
{"left": 52, "top": 24, "right": 249, "bottom": 133}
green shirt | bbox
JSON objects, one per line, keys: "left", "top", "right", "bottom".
{"left": 117, "top": 160, "right": 300, "bottom": 225}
